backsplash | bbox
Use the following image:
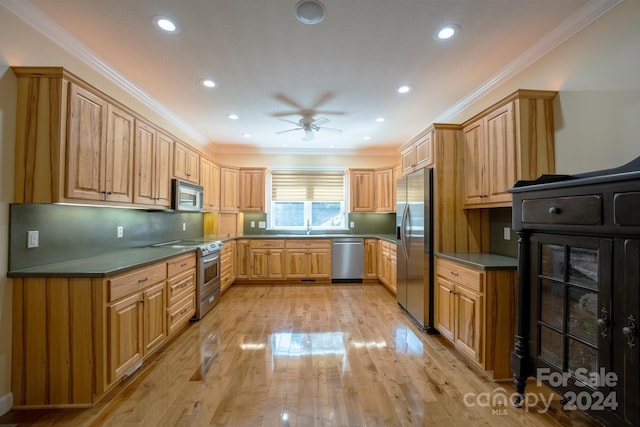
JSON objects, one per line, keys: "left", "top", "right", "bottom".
{"left": 242, "top": 212, "right": 396, "bottom": 236}
{"left": 489, "top": 207, "right": 517, "bottom": 257}
{"left": 9, "top": 204, "right": 203, "bottom": 270}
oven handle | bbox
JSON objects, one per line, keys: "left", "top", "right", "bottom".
{"left": 201, "top": 253, "right": 220, "bottom": 264}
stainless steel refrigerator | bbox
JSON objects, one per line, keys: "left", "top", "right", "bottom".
{"left": 396, "top": 167, "right": 436, "bottom": 333}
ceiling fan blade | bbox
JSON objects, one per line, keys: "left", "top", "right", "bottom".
{"left": 313, "top": 117, "right": 329, "bottom": 126}
{"left": 275, "top": 127, "right": 302, "bottom": 134}
{"left": 317, "top": 126, "right": 342, "bottom": 134}
{"left": 279, "top": 118, "right": 301, "bottom": 126}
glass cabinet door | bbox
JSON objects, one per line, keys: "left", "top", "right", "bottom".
{"left": 531, "top": 234, "right": 612, "bottom": 389}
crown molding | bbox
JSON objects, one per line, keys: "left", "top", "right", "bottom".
{"left": 210, "top": 143, "right": 400, "bottom": 157}
{"left": 1, "top": 0, "right": 207, "bottom": 145}
{"left": 435, "top": 0, "right": 623, "bottom": 123}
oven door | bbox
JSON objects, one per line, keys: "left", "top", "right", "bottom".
{"left": 199, "top": 252, "right": 221, "bottom": 296}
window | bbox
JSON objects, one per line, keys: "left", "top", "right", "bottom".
{"left": 269, "top": 170, "right": 346, "bottom": 230}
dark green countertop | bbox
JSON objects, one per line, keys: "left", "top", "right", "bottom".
{"left": 436, "top": 252, "right": 518, "bottom": 270}
{"left": 7, "top": 246, "right": 197, "bottom": 278}
{"left": 231, "top": 233, "right": 397, "bottom": 243}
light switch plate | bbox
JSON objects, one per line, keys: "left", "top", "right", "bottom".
{"left": 117, "top": 226, "right": 124, "bottom": 238}
{"left": 258, "top": 221, "right": 266, "bottom": 229}
{"left": 503, "top": 227, "right": 511, "bottom": 240}
{"left": 27, "top": 230, "right": 39, "bottom": 248}
{"left": 250, "top": 221, "right": 255, "bottom": 228}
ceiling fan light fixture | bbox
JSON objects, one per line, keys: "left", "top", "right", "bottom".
{"left": 295, "top": 0, "right": 326, "bottom": 25}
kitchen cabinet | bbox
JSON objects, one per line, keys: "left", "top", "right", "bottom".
{"left": 510, "top": 159, "right": 640, "bottom": 426}
{"left": 364, "top": 238, "right": 378, "bottom": 281}
{"left": 220, "top": 166, "right": 240, "bottom": 212}
{"left": 240, "top": 168, "right": 267, "bottom": 212}
{"left": 378, "top": 240, "right": 397, "bottom": 292}
{"left": 12, "top": 68, "right": 137, "bottom": 206}
{"left": 349, "top": 169, "right": 375, "bottom": 212}
{"left": 284, "top": 239, "right": 332, "bottom": 281}
{"left": 400, "top": 129, "right": 433, "bottom": 175}
{"left": 166, "top": 253, "right": 196, "bottom": 336}
{"left": 249, "top": 240, "right": 285, "bottom": 280}
{"left": 133, "top": 120, "right": 174, "bottom": 208}
{"left": 107, "top": 263, "right": 167, "bottom": 383}
{"left": 235, "top": 239, "right": 250, "bottom": 280}
{"left": 200, "top": 156, "right": 221, "bottom": 211}
{"left": 462, "top": 90, "right": 557, "bottom": 208}
{"left": 221, "top": 240, "right": 236, "bottom": 292}
{"left": 434, "top": 257, "right": 516, "bottom": 379}
{"left": 174, "top": 140, "right": 200, "bottom": 183}
{"left": 374, "top": 168, "right": 395, "bottom": 212}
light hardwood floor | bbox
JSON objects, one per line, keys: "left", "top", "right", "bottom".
{"left": 1, "top": 284, "right": 599, "bottom": 426}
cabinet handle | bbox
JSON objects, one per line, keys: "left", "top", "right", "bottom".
{"left": 548, "top": 206, "right": 561, "bottom": 214}
{"left": 597, "top": 307, "right": 609, "bottom": 338}
{"left": 180, "top": 263, "right": 188, "bottom": 267}
{"left": 450, "top": 271, "right": 459, "bottom": 277}
{"left": 623, "top": 315, "right": 636, "bottom": 348}
{"left": 208, "top": 296, "right": 216, "bottom": 303}
{"left": 138, "top": 277, "right": 148, "bottom": 283}
{"left": 179, "top": 308, "right": 188, "bottom": 315}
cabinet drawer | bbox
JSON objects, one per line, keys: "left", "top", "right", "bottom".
{"left": 108, "top": 263, "right": 166, "bottom": 302}
{"left": 436, "top": 258, "right": 483, "bottom": 293}
{"left": 521, "top": 195, "right": 602, "bottom": 225}
{"left": 286, "top": 239, "right": 331, "bottom": 249}
{"left": 614, "top": 192, "right": 640, "bottom": 226}
{"left": 167, "top": 270, "right": 195, "bottom": 305}
{"left": 249, "top": 239, "right": 285, "bottom": 249}
{"left": 167, "top": 253, "right": 196, "bottom": 277}
{"left": 167, "top": 293, "right": 195, "bottom": 335}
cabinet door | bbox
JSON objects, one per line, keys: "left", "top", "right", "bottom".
{"left": 155, "top": 132, "right": 173, "bottom": 208}
{"left": 415, "top": 132, "right": 433, "bottom": 168}
{"left": 134, "top": 121, "right": 156, "bottom": 205}
{"left": 308, "top": 249, "right": 331, "bottom": 279}
{"left": 401, "top": 145, "right": 416, "bottom": 174}
{"left": 174, "top": 141, "right": 199, "bottom": 183}
{"left": 143, "top": 282, "right": 166, "bottom": 355}
{"left": 200, "top": 157, "right": 220, "bottom": 211}
{"left": 374, "top": 169, "right": 394, "bottom": 212}
{"left": 268, "top": 249, "right": 285, "bottom": 279}
{"left": 455, "top": 285, "right": 483, "bottom": 364}
{"left": 285, "top": 250, "right": 307, "bottom": 279}
{"left": 66, "top": 83, "right": 107, "bottom": 201}
{"left": 220, "top": 167, "right": 240, "bottom": 212}
{"left": 364, "top": 239, "right": 378, "bottom": 279}
{"left": 249, "top": 249, "right": 269, "bottom": 279}
{"left": 463, "top": 119, "right": 485, "bottom": 206}
{"left": 350, "top": 170, "right": 375, "bottom": 212}
{"left": 235, "top": 241, "right": 250, "bottom": 278}
{"left": 435, "top": 277, "right": 455, "bottom": 341}
{"left": 105, "top": 104, "right": 134, "bottom": 203}
{"left": 240, "top": 169, "right": 266, "bottom": 212}
{"left": 108, "top": 292, "right": 142, "bottom": 383}
{"left": 612, "top": 238, "right": 640, "bottom": 426}
{"left": 485, "top": 103, "right": 516, "bottom": 204}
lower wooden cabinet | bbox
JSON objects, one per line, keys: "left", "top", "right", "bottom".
{"left": 284, "top": 239, "right": 332, "bottom": 281}
{"left": 434, "top": 257, "right": 516, "bottom": 380}
{"left": 11, "top": 253, "right": 197, "bottom": 408}
{"left": 364, "top": 238, "right": 378, "bottom": 280}
{"left": 221, "top": 240, "right": 236, "bottom": 292}
{"left": 249, "top": 240, "right": 285, "bottom": 280}
{"left": 378, "top": 240, "right": 397, "bottom": 292}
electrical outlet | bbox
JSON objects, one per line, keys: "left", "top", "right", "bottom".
{"left": 258, "top": 221, "right": 266, "bottom": 229}
{"left": 182, "top": 223, "right": 187, "bottom": 232}
{"left": 27, "top": 230, "right": 39, "bottom": 248}
{"left": 350, "top": 221, "right": 355, "bottom": 229}
{"left": 117, "top": 226, "right": 124, "bottom": 238}
{"left": 250, "top": 221, "right": 255, "bottom": 228}
{"left": 503, "top": 227, "right": 511, "bottom": 240}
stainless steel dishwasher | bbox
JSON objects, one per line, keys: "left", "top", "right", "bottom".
{"left": 332, "top": 237, "right": 364, "bottom": 283}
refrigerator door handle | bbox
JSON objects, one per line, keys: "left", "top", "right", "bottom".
{"left": 400, "top": 203, "right": 409, "bottom": 259}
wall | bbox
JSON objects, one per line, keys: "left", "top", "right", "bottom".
{"left": 1, "top": 0, "right": 640, "bottom": 414}
{"left": 448, "top": 1, "right": 640, "bottom": 174}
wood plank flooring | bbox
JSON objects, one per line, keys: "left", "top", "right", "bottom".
{"left": 1, "top": 284, "right": 600, "bottom": 426}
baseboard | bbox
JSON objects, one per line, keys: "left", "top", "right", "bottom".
{"left": 0, "top": 392, "right": 12, "bottom": 416}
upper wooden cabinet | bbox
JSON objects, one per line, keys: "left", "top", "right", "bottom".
{"left": 200, "top": 156, "right": 220, "bottom": 212}
{"left": 174, "top": 140, "right": 200, "bottom": 183}
{"left": 12, "top": 67, "right": 136, "bottom": 206}
{"left": 240, "top": 168, "right": 267, "bottom": 212}
{"left": 462, "top": 90, "right": 557, "bottom": 208}
{"left": 349, "top": 169, "right": 375, "bottom": 212}
{"left": 374, "top": 167, "right": 395, "bottom": 212}
{"left": 220, "top": 166, "right": 240, "bottom": 212}
{"left": 400, "top": 129, "right": 433, "bottom": 175}
{"left": 133, "top": 120, "right": 173, "bottom": 208}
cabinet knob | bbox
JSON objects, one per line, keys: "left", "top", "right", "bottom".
{"left": 623, "top": 315, "right": 636, "bottom": 348}
{"left": 548, "top": 206, "right": 561, "bottom": 214}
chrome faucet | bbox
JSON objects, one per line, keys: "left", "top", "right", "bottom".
{"left": 306, "top": 219, "right": 312, "bottom": 235}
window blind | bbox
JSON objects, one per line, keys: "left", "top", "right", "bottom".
{"left": 271, "top": 170, "right": 345, "bottom": 202}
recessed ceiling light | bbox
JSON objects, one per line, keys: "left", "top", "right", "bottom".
{"left": 243, "top": 133, "right": 252, "bottom": 138}
{"left": 329, "top": 145, "right": 335, "bottom": 148}
{"left": 397, "top": 84, "right": 412, "bottom": 94}
{"left": 153, "top": 15, "right": 178, "bottom": 33}
{"left": 436, "top": 24, "right": 460, "bottom": 40}
{"left": 227, "top": 114, "right": 239, "bottom": 120}
{"left": 375, "top": 117, "right": 385, "bottom": 123}
{"left": 201, "top": 79, "right": 216, "bottom": 88}
{"left": 295, "top": 0, "right": 325, "bottom": 25}
{"left": 363, "top": 136, "right": 371, "bottom": 140}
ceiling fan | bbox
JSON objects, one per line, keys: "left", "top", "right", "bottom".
{"left": 275, "top": 116, "right": 342, "bottom": 141}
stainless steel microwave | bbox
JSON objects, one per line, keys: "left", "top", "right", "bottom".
{"left": 171, "top": 179, "right": 204, "bottom": 212}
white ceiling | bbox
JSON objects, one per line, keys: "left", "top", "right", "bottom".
{"left": 4, "top": 0, "right": 619, "bottom": 155}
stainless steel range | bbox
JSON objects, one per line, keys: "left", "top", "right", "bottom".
{"left": 154, "top": 238, "right": 223, "bottom": 320}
